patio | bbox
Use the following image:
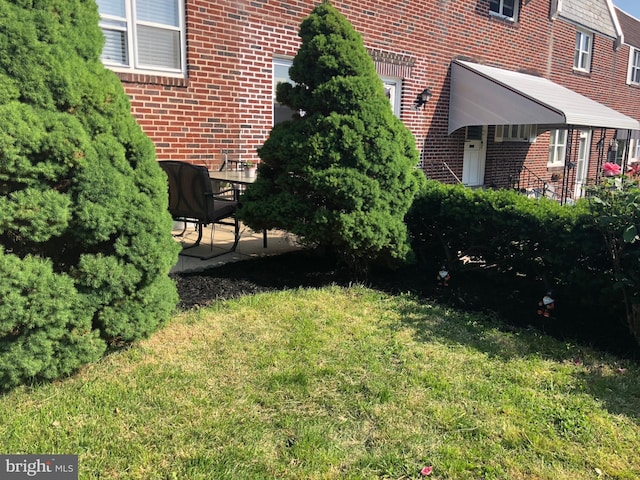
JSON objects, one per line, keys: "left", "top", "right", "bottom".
{"left": 170, "top": 221, "right": 302, "bottom": 274}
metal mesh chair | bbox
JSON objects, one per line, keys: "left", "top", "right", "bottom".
{"left": 159, "top": 161, "right": 240, "bottom": 259}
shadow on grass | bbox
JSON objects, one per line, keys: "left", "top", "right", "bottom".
{"left": 395, "top": 296, "right": 640, "bottom": 422}
{"left": 179, "top": 249, "right": 639, "bottom": 358}
{"left": 179, "top": 249, "right": 640, "bottom": 421}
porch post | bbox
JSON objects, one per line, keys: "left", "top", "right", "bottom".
{"left": 560, "top": 127, "right": 575, "bottom": 205}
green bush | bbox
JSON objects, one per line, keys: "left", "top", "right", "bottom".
{"left": 585, "top": 178, "right": 640, "bottom": 344}
{"left": 407, "top": 180, "right": 578, "bottom": 276}
{"left": 406, "top": 180, "right": 638, "bottom": 346}
{"left": 0, "top": 0, "right": 180, "bottom": 389}
{"left": 238, "top": 1, "right": 425, "bottom": 273}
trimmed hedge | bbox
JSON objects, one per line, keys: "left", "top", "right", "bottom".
{"left": 407, "top": 180, "right": 639, "bottom": 347}
{"left": 0, "top": 0, "right": 180, "bottom": 389}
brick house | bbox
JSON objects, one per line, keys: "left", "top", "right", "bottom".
{"left": 98, "top": 0, "right": 639, "bottom": 203}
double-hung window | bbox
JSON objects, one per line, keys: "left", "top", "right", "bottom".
{"left": 489, "top": 0, "right": 518, "bottom": 20}
{"left": 548, "top": 129, "right": 567, "bottom": 165}
{"left": 574, "top": 30, "right": 592, "bottom": 72}
{"left": 97, "top": 0, "right": 186, "bottom": 77}
{"left": 628, "top": 48, "right": 640, "bottom": 85}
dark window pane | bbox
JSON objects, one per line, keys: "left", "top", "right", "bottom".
{"left": 503, "top": 0, "right": 514, "bottom": 18}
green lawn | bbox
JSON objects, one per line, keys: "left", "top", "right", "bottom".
{"left": 1, "top": 286, "right": 639, "bottom": 479}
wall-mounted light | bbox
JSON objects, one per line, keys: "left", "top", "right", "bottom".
{"left": 413, "top": 87, "right": 433, "bottom": 110}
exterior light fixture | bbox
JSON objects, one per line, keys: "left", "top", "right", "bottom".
{"left": 413, "top": 87, "right": 433, "bottom": 110}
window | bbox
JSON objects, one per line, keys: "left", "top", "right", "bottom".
{"left": 97, "top": 0, "right": 186, "bottom": 76}
{"left": 548, "top": 129, "right": 567, "bottom": 165}
{"left": 628, "top": 48, "right": 640, "bottom": 85}
{"left": 633, "top": 138, "right": 640, "bottom": 161}
{"left": 273, "top": 58, "right": 296, "bottom": 125}
{"left": 382, "top": 77, "right": 402, "bottom": 118}
{"left": 489, "top": 0, "right": 518, "bottom": 20}
{"left": 574, "top": 30, "right": 592, "bottom": 72}
{"left": 495, "top": 124, "right": 537, "bottom": 142}
{"left": 273, "top": 59, "right": 403, "bottom": 123}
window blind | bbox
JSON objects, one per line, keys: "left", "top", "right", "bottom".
{"left": 136, "top": 0, "right": 179, "bottom": 27}
{"left": 137, "top": 26, "right": 180, "bottom": 69}
{"left": 96, "top": 0, "right": 125, "bottom": 18}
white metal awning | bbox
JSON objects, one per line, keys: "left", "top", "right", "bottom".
{"left": 448, "top": 60, "right": 640, "bottom": 134}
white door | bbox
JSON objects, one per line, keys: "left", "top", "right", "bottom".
{"left": 462, "top": 126, "right": 487, "bottom": 186}
{"left": 574, "top": 130, "right": 591, "bottom": 199}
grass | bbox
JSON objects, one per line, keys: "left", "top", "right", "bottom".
{"left": 1, "top": 286, "right": 639, "bottom": 479}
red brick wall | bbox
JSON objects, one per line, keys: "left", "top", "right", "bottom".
{"left": 114, "top": 0, "right": 638, "bottom": 191}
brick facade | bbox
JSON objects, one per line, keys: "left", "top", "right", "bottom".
{"left": 111, "top": 0, "right": 640, "bottom": 200}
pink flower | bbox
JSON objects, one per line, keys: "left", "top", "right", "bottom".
{"left": 421, "top": 465, "right": 433, "bottom": 476}
{"left": 603, "top": 162, "right": 621, "bottom": 177}
{"left": 628, "top": 163, "right": 640, "bottom": 177}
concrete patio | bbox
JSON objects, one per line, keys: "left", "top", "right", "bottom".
{"left": 170, "top": 221, "right": 302, "bottom": 274}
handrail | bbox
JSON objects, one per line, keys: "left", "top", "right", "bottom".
{"left": 510, "top": 165, "right": 548, "bottom": 195}
{"left": 442, "top": 161, "right": 463, "bottom": 184}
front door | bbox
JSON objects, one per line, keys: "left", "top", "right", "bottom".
{"left": 463, "top": 126, "right": 487, "bottom": 186}
{"left": 574, "top": 129, "right": 591, "bottom": 199}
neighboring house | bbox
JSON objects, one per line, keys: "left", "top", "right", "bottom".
{"left": 615, "top": 6, "right": 640, "bottom": 166}
{"left": 98, "top": 0, "right": 640, "bottom": 203}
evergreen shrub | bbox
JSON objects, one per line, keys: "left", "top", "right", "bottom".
{"left": 238, "top": 1, "right": 426, "bottom": 272}
{"left": 0, "top": 0, "right": 180, "bottom": 389}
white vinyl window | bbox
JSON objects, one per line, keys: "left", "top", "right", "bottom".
{"left": 97, "top": 0, "right": 186, "bottom": 76}
{"left": 382, "top": 77, "right": 402, "bottom": 118}
{"left": 548, "top": 129, "right": 567, "bottom": 165}
{"left": 273, "top": 58, "right": 296, "bottom": 125}
{"left": 273, "top": 60, "right": 403, "bottom": 123}
{"left": 489, "top": 0, "right": 518, "bottom": 20}
{"left": 628, "top": 48, "right": 640, "bottom": 85}
{"left": 574, "top": 30, "right": 592, "bottom": 72}
{"left": 495, "top": 124, "right": 537, "bottom": 143}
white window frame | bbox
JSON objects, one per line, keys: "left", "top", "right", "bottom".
{"left": 627, "top": 48, "right": 640, "bottom": 85}
{"left": 634, "top": 138, "right": 640, "bottom": 161}
{"left": 495, "top": 124, "right": 537, "bottom": 143}
{"left": 381, "top": 77, "right": 402, "bottom": 118}
{"left": 489, "top": 0, "right": 519, "bottom": 21}
{"left": 273, "top": 59, "right": 403, "bottom": 123}
{"left": 548, "top": 129, "right": 567, "bottom": 166}
{"left": 98, "top": 0, "right": 186, "bottom": 78}
{"left": 574, "top": 30, "right": 592, "bottom": 73}
{"left": 273, "top": 58, "right": 296, "bottom": 125}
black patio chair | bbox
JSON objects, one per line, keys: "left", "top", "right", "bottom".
{"left": 159, "top": 160, "right": 240, "bottom": 259}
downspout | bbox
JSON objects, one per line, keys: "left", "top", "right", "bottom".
{"left": 606, "top": 0, "right": 625, "bottom": 50}
{"left": 550, "top": 0, "right": 562, "bottom": 20}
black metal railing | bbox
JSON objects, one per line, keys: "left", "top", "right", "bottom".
{"left": 508, "top": 165, "right": 557, "bottom": 200}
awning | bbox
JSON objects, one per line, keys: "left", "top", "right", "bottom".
{"left": 448, "top": 60, "right": 640, "bottom": 134}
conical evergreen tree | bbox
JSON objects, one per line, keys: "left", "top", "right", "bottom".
{"left": 0, "top": 0, "right": 180, "bottom": 389}
{"left": 239, "top": 1, "right": 425, "bottom": 271}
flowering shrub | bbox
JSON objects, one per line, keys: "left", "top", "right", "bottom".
{"left": 603, "top": 162, "right": 621, "bottom": 177}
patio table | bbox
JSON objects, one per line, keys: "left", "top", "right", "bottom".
{"left": 208, "top": 169, "right": 266, "bottom": 248}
